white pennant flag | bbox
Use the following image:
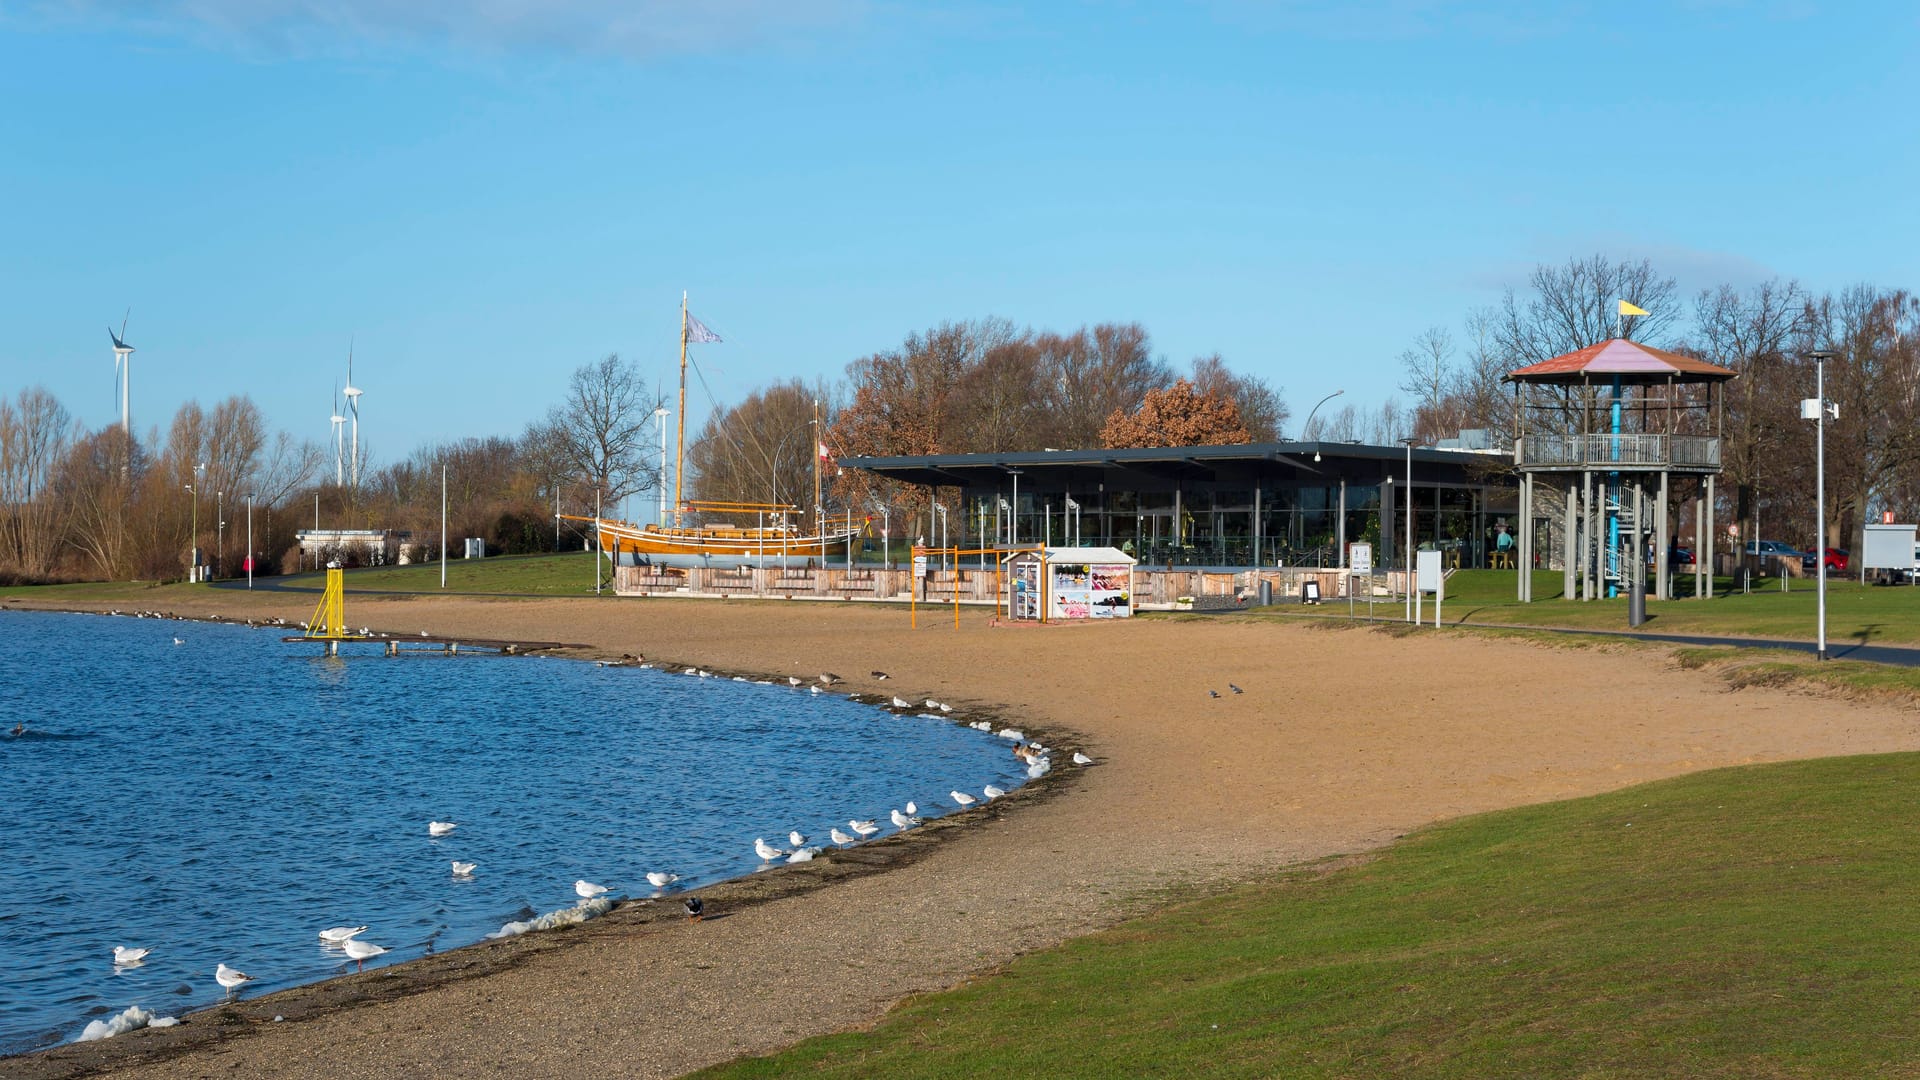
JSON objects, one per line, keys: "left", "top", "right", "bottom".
{"left": 685, "top": 312, "right": 723, "bottom": 344}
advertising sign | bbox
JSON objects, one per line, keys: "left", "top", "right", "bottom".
{"left": 1348, "top": 542, "right": 1372, "bottom": 574}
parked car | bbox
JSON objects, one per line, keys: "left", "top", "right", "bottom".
{"left": 1801, "top": 547, "right": 1849, "bottom": 573}
{"left": 1744, "top": 540, "right": 1807, "bottom": 559}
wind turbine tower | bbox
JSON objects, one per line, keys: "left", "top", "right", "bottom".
{"left": 107, "top": 311, "right": 134, "bottom": 436}
{"left": 341, "top": 347, "right": 364, "bottom": 488}
{"left": 329, "top": 383, "right": 347, "bottom": 486}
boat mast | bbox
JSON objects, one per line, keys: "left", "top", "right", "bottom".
{"left": 675, "top": 292, "right": 689, "bottom": 528}
{"left": 812, "top": 397, "right": 822, "bottom": 536}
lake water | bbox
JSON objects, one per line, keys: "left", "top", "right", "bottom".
{"left": 0, "top": 609, "right": 1028, "bottom": 1055}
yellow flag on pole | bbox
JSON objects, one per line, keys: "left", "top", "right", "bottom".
{"left": 1617, "top": 299, "right": 1649, "bottom": 317}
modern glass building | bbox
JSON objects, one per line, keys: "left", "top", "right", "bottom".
{"left": 844, "top": 441, "right": 1517, "bottom": 570}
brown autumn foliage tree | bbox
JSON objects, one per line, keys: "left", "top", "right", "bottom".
{"left": 1100, "top": 379, "right": 1251, "bottom": 448}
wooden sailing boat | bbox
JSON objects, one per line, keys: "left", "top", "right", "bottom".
{"left": 566, "top": 294, "right": 860, "bottom": 570}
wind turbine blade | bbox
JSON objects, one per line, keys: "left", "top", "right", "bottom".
{"left": 120, "top": 308, "right": 130, "bottom": 341}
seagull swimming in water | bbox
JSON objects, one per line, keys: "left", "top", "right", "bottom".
{"left": 849, "top": 818, "right": 879, "bottom": 838}
{"left": 341, "top": 938, "right": 389, "bottom": 971}
{"left": 215, "top": 963, "right": 254, "bottom": 999}
{"left": 646, "top": 871, "right": 680, "bottom": 889}
{"left": 574, "top": 879, "right": 611, "bottom": 901}
{"left": 112, "top": 946, "right": 151, "bottom": 967}
{"left": 950, "top": 790, "right": 976, "bottom": 807}
{"left": 172, "top": 637, "right": 184, "bottom": 646}
{"left": 318, "top": 925, "right": 368, "bottom": 944}
{"left": 428, "top": 821, "right": 457, "bottom": 837}
{"left": 451, "top": 861, "right": 477, "bottom": 877}
{"left": 904, "top": 800, "right": 918, "bottom": 815}
{"left": 754, "top": 837, "right": 789, "bottom": 861}
{"left": 830, "top": 827, "right": 856, "bottom": 845}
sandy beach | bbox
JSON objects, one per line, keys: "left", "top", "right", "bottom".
{"left": 7, "top": 592, "right": 1918, "bottom": 1079}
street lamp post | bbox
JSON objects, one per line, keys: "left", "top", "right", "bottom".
{"left": 1401, "top": 437, "right": 1419, "bottom": 622}
{"left": 245, "top": 492, "right": 255, "bottom": 589}
{"left": 1806, "top": 350, "right": 1836, "bottom": 660}
{"left": 653, "top": 407, "right": 671, "bottom": 526}
{"left": 184, "top": 484, "right": 197, "bottom": 582}
{"left": 1300, "top": 388, "right": 1345, "bottom": 441}
{"left": 934, "top": 503, "right": 949, "bottom": 569}
{"left": 216, "top": 490, "right": 225, "bottom": 581}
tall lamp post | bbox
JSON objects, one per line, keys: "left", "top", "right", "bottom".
{"left": 245, "top": 492, "right": 255, "bottom": 589}
{"left": 1805, "top": 350, "right": 1836, "bottom": 660}
{"left": 216, "top": 490, "right": 225, "bottom": 582}
{"left": 188, "top": 461, "right": 205, "bottom": 582}
{"left": 1400, "top": 437, "right": 1420, "bottom": 622}
{"left": 1300, "top": 388, "right": 1345, "bottom": 441}
{"left": 654, "top": 407, "right": 671, "bottom": 526}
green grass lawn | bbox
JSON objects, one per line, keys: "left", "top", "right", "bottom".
{"left": 276, "top": 551, "right": 606, "bottom": 595}
{"left": 1307, "top": 570, "right": 1920, "bottom": 647}
{"left": 698, "top": 753, "right": 1920, "bottom": 1079}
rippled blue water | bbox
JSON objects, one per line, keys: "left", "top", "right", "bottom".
{"left": 0, "top": 609, "right": 1026, "bottom": 1055}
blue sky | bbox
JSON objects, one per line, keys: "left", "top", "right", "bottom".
{"left": 1, "top": 1, "right": 1914, "bottom": 465}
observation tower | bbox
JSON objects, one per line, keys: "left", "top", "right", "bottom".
{"left": 1508, "top": 339, "right": 1737, "bottom": 602}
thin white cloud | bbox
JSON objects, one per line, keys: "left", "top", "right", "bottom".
{"left": 22, "top": 0, "right": 872, "bottom": 60}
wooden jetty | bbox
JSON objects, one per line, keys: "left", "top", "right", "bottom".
{"left": 289, "top": 564, "right": 586, "bottom": 657}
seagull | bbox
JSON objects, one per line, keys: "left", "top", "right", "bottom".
{"left": 683, "top": 897, "right": 704, "bottom": 921}
{"left": 890, "top": 808, "right": 921, "bottom": 829}
{"left": 646, "top": 871, "right": 680, "bottom": 890}
{"left": 574, "top": 879, "right": 611, "bottom": 901}
{"left": 818, "top": 672, "right": 842, "bottom": 685}
{"left": 754, "top": 837, "right": 789, "bottom": 861}
{"left": 849, "top": 818, "right": 880, "bottom": 838}
{"left": 830, "top": 827, "right": 856, "bottom": 845}
{"left": 938, "top": 703, "right": 953, "bottom": 713}
{"left": 788, "top": 830, "right": 809, "bottom": 848}
{"left": 172, "top": 637, "right": 184, "bottom": 646}
{"left": 997, "top": 728, "right": 1025, "bottom": 741}
{"left": 904, "top": 800, "right": 918, "bottom": 815}
{"left": 787, "top": 846, "right": 820, "bottom": 863}
{"left": 341, "top": 938, "right": 389, "bottom": 971}
{"left": 787, "top": 676, "right": 803, "bottom": 686}
{"left": 428, "top": 821, "right": 457, "bottom": 837}
{"left": 1073, "top": 751, "right": 1094, "bottom": 765}
{"left": 215, "top": 963, "right": 254, "bottom": 999}
{"left": 112, "top": 946, "right": 152, "bottom": 967}
{"left": 871, "top": 670, "right": 891, "bottom": 680}
{"left": 1209, "top": 690, "right": 1220, "bottom": 699}
{"left": 420, "top": 630, "right": 430, "bottom": 637}
{"left": 891, "top": 696, "right": 912, "bottom": 709}
{"left": 1028, "top": 758, "right": 1051, "bottom": 778}
{"left": 1230, "top": 683, "right": 1244, "bottom": 694}
{"left": 925, "top": 699, "right": 940, "bottom": 709}
{"left": 451, "top": 860, "right": 477, "bottom": 877}
{"left": 318, "top": 925, "right": 368, "bottom": 944}
{"left": 950, "top": 790, "right": 976, "bottom": 807}
{"left": 684, "top": 667, "right": 698, "bottom": 675}
{"left": 983, "top": 785, "right": 1005, "bottom": 800}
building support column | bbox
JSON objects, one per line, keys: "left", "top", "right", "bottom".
{"left": 1654, "top": 470, "right": 1670, "bottom": 601}
{"left": 1517, "top": 473, "right": 1531, "bottom": 602}
{"left": 1565, "top": 481, "right": 1578, "bottom": 602}
{"left": 1703, "top": 474, "right": 1716, "bottom": 600}
{"left": 1336, "top": 479, "right": 1347, "bottom": 570}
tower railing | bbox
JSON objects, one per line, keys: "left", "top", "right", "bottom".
{"left": 1515, "top": 434, "right": 1720, "bottom": 470}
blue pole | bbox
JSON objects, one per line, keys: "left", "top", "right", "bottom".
{"left": 1607, "top": 374, "right": 1622, "bottom": 599}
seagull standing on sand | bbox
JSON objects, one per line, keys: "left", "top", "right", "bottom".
{"left": 574, "top": 880, "right": 611, "bottom": 901}
{"left": 849, "top": 819, "right": 879, "bottom": 838}
{"left": 1072, "top": 752, "right": 1095, "bottom": 765}
{"left": 646, "top": 871, "right": 680, "bottom": 890}
{"left": 950, "top": 790, "right": 976, "bottom": 807}
{"left": 983, "top": 785, "right": 1005, "bottom": 800}
{"left": 215, "top": 963, "right": 254, "bottom": 999}
{"left": 787, "top": 846, "right": 820, "bottom": 863}
{"left": 754, "top": 837, "right": 789, "bottom": 861}
{"left": 830, "top": 827, "right": 856, "bottom": 845}
{"left": 428, "top": 821, "right": 457, "bottom": 837}
{"left": 112, "top": 946, "right": 151, "bottom": 967}
{"left": 890, "top": 808, "right": 921, "bottom": 830}
{"left": 788, "top": 676, "right": 803, "bottom": 687}
{"left": 788, "top": 830, "right": 809, "bottom": 848}
{"left": 890, "top": 696, "right": 912, "bottom": 709}
{"left": 871, "top": 670, "right": 890, "bottom": 680}
{"left": 318, "top": 925, "right": 368, "bottom": 944}
{"left": 341, "top": 938, "right": 389, "bottom": 972}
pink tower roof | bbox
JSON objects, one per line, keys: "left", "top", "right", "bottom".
{"left": 1507, "top": 339, "right": 1738, "bottom": 385}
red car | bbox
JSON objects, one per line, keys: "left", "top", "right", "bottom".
{"left": 1801, "top": 547, "right": 1849, "bottom": 573}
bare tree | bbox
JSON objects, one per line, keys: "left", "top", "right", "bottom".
{"left": 0, "top": 387, "right": 76, "bottom": 578}
{"left": 687, "top": 379, "right": 833, "bottom": 514}
{"left": 544, "top": 354, "right": 665, "bottom": 506}
{"left": 1496, "top": 254, "right": 1681, "bottom": 365}
{"left": 1191, "top": 354, "right": 1288, "bottom": 441}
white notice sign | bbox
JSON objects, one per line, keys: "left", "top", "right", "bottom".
{"left": 1416, "top": 549, "right": 1443, "bottom": 593}
{"left": 1348, "top": 542, "right": 1372, "bottom": 574}
{"left": 912, "top": 555, "right": 928, "bottom": 579}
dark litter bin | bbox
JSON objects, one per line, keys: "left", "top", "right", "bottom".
{"left": 1257, "top": 579, "right": 1273, "bottom": 606}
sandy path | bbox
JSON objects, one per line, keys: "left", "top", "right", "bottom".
{"left": 6, "top": 595, "right": 1917, "bottom": 1079}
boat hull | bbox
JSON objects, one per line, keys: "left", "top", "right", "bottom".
{"left": 590, "top": 519, "right": 859, "bottom": 570}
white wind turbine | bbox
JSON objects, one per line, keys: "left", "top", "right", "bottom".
{"left": 107, "top": 310, "right": 134, "bottom": 436}
{"left": 341, "top": 345, "right": 364, "bottom": 488}
{"left": 329, "top": 382, "right": 347, "bottom": 487}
